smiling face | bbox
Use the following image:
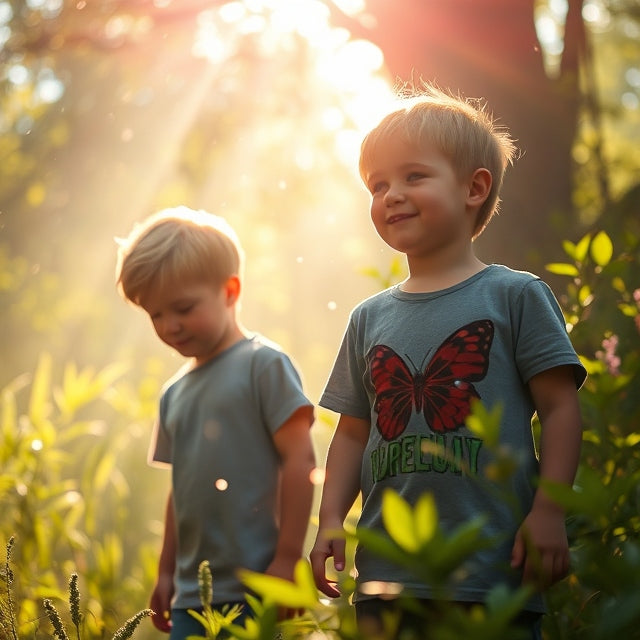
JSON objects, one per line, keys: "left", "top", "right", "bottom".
{"left": 141, "top": 277, "right": 241, "bottom": 368}
{"left": 364, "top": 136, "right": 476, "bottom": 259}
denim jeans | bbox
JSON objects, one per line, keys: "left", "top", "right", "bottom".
{"left": 168, "top": 602, "right": 248, "bottom": 640}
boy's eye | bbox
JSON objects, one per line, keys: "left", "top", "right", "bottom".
{"left": 370, "top": 181, "right": 387, "bottom": 194}
{"left": 407, "top": 172, "right": 426, "bottom": 182}
{"left": 177, "top": 305, "right": 194, "bottom": 315}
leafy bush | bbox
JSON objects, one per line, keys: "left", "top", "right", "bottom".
{"left": 1, "top": 224, "right": 639, "bottom": 639}
{"left": 225, "top": 230, "right": 640, "bottom": 639}
{"left": 0, "top": 355, "right": 166, "bottom": 639}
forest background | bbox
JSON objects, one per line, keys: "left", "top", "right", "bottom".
{"left": 1, "top": 1, "right": 639, "bottom": 639}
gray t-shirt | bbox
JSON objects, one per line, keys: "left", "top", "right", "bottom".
{"left": 320, "top": 265, "right": 586, "bottom": 611}
{"left": 151, "top": 335, "right": 313, "bottom": 608}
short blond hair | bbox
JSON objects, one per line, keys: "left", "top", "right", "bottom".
{"left": 359, "top": 84, "right": 517, "bottom": 238}
{"left": 116, "top": 206, "right": 243, "bottom": 305}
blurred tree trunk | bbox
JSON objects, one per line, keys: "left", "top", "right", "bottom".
{"left": 330, "top": 0, "right": 586, "bottom": 274}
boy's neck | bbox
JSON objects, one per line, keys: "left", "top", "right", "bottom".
{"left": 400, "top": 253, "right": 487, "bottom": 294}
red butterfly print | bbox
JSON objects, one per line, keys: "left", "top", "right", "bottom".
{"left": 368, "top": 320, "right": 494, "bottom": 440}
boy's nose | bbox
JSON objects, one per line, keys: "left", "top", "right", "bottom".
{"left": 159, "top": 316, "right": 181, "bottom": 336}
{"left": 383, "top": 184, "right": 405, "bottom": 205}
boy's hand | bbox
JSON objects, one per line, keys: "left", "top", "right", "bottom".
{"left": 511, "top": 503, "right": 570, "bottom": 590}
{"left": 149, "top": 573, "right": 174, "bottom": 633}
{"left": 309, "top": 527, "right": 345, "bottom": 598}
{"left": 265, "top": 552, "right": 303, "bottom": 620}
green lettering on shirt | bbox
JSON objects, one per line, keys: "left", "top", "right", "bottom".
{"left": 371, "top": 434, "right": 484, "bottom": 481}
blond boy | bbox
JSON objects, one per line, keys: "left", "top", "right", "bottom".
{"left": 310, "top": 87, "right": 585, "bottom": 639}
{"left": 117, "top": 207, "right": 315, "bottom": 639}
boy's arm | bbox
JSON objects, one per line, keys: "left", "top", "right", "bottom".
{"left": 310, "top": 414, "right": 370, "bottom": 598}
{"left": 150, "top": 491, "right": 176, "bottom": 632}
{"left": 267, "top": 405, "right": 316, "bottom": 584}
{"left": 511, "top": 364, "right": 582, "bottom": 589}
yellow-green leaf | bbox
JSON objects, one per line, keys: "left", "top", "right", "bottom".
{"left": 238, "top": 560, "right": 318, "bottom": 609}
{"left": 590, "top": 231, "right": 613, "bottom": 267}
{"left": 561, "top": 239, "right": 577, "bottom": 260}
{"left": 413, "top": 493, "right": 437, "bottom": 544}
{"left": 574, "top": 233, "right": 591, "bottom": 262}
{"left": 382, "top": 490, "right": 419, "bottom": 552}
{"left": 545, "top": 263, "right": 579, "bottom": 277}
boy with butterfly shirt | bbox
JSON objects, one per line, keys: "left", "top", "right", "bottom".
{"left": 309, "top": 85, "right": 585, "bottom": 639}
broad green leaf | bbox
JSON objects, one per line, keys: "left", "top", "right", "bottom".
{"left": 590, "top": 231, "right": 613, "bottom": 267}
{"left": 293, "top": 557, "right": 319, "bottom": 599}
{"left": 545, "top": 262, "right": 579, "bottom": 277}
{"left": 562, "top": 239, "right": 577, "bottom": 260}
{"left": 238, "top": 560, "right": 318, "bottom": 609}
{"left": 465, "top": 401, "right": 502, "bottom": 448}
{"left": 413, "top": 493, "right": 437, "bottom": 544}
{"left": 578, "top": 355, "right": 605, "bottom": 375}
{"left": 574, "top": 233, "right": 591, "bottom": 262}
{"left": 382, "top": 489, "right": 419, "bottom": 552}
{"left": 618, "top": 303, "right": 638, "bottom": 317}
{"left": 356, "top": 527, "right": 413, "bottom": 567}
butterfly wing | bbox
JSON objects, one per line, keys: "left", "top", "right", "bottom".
{"left": 368, "top": 345, "right": 415, "bottom": 441}
{"left": 421, "top": 320, "right": 494, "bottom": 432}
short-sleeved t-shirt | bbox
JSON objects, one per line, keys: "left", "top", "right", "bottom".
{"left": 151, "top": 335, "right": 313, "bottom": 608}
{"left": 320, "top": 265, "right": 586, "bottom": 611}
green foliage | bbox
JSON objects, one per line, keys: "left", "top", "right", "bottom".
{"left": 541, "top": 227, "right": 640, "bottom": 640}
{"left": 227, "top": 223, "right": 640, "bottom": 639}
{"left": 186, "top": 561, "right": 245, "bottom": 639}
{"left": 233, "top": 491, "right": 533, "bottom": 639}
{"left": 0, "top": 354, "right": 165, "bottom": 639}
{"left": 1, "top": 540, "right": 152, "bottom": 640}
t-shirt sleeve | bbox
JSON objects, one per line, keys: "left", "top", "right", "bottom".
{"left": 255, "top": 351, "right": 314, "bottom": 435}
{"left": 319, "top": 312, "right": 372, "bottom": 419}
{"left": 148, "top": 390, "right": 172, "bottom": 467}
{"left": 514, "top": 279, "right": 587, "bottom": 388}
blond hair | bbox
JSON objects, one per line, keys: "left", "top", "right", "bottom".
{"left": 116, "top": 206, "right": 243, "bottom": 305}
{"left": 359, "top": 84, "right": 517, "bottom": 238}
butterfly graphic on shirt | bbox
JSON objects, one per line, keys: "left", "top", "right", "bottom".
{"left": 368, "top": 319, "right": 494, "bottom": 440}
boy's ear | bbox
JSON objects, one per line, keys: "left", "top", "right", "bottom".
{"left": 466, "top": 168, "right": 492, "bottom": 207}
{"left": 225, "top": 275, "right": 241, "bottom": 305}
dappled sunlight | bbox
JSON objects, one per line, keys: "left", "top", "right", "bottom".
{"left": 193, "top": 0, "right": 396, "bottom": 169}
{"left": 309, "top": 467, "right": 326, "bottom": 485}
{"left": 214, "top": 478, "right": 229, "bottom": 491}
{"left": 0, "top": 0, "right": 399, "bottom": 404}
{"left": 3, "top": 4, "right": 640, "bottom": 639}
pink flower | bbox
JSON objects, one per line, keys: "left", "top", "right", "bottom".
{"left": 596, "top": 334, "right": 621, "bottom": 376}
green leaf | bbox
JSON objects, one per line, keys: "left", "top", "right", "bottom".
{"left": 574, "top": 233, "right": 591, "bottom": 262}
{"left": 356, "top": 527, "right": 414, "bottom": 567}
{"left": 413, "top": 493, "right": 437, "bottom": 545}
{"left": 382, "top": 490, "right": 420, "bottom": 552}
{"left": 238, "top": 560, "right": 318, "bottom": 609}
{"left": 590, "top": 231, "right": 613, "bottom": 267}
{"left": 545, "top": 263, "right": 579, "bottom": 277}
{"left": 465, "top": 401, "right": 503, "bottom": 448}
{"left": 618, "top": 303, "right": 638, "bottom": 317}
{"left": 562, "top": 239, "right": 577, "bottom": 260}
